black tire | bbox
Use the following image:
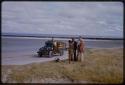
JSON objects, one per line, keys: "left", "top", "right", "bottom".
{"left": 40, "top": 53, "right": 43, "bottom": 57}
{"left": 38, "top": 52, "right": 42, "bottom": 57}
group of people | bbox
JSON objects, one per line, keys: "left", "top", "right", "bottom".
{"left": 68, "top": 37, "right": 85, "bottom": 64}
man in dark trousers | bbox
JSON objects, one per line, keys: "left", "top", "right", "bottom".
{"left": 72, "top": 38, "right": 78, "bottom": 61}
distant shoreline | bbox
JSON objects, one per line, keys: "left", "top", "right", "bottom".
{"left": 2, "top": 35, "right": 123, "bottom": 40}
{"left": 2, "top": 36, "right": 124, "bottom": 42}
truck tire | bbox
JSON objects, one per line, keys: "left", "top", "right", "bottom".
{"left": 38, "top": 52, "right": 42, "bottom": 57}
{"left": 60, "top": 49, "right": 64, "bottom": 56}
{"left": 49, "top": 51, "right": 53, "bottom": 57}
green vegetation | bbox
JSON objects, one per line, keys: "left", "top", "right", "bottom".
{"left": 2, "top": 48, "right": 123, "bottom": 83}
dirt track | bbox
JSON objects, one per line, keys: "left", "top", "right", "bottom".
{"left": 2, "top": 51, "right": 68, "bottom": 65}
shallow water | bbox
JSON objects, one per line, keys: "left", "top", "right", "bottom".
{"left": 1, "top": 37, "right": 123, "bottom": 65}
{"left": 2, "top": 37, "right": 123, "bottom": 52}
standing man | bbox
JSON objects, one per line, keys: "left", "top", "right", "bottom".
{"left": 72, "top": 38, "right": 78, "bottom": 61}
{"left": 77, "top": 37, "right": 85, "bottom": 62}
{"left": 68, "top": 40, "right": 73, "bottom": 63}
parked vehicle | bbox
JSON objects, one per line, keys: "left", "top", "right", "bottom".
{"left": 37, "top": 39, "right": 66, "bottom": 57}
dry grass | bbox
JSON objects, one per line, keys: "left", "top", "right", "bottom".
{"left": 1, "top": 48, "right": 123, "bottom": 83}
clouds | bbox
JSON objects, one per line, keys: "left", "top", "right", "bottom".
{"left": 2, "top": 2, "right": 123, "bottom": 38}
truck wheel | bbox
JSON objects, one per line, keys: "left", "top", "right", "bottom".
{"left": 49, "top": 51, "right": 53, "bottom": 57}
{"left": 60, "top": 49, "right": 64, "bottom": 56}
{"left": 39, "top": 53, "right": 42, "bottom": 57}
{"left": 40, "top": 53, "right": 43, "bottom": 57}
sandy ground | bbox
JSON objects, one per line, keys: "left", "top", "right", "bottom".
{"left": 2, "top": 48, "right": 123, "bottom": 83}
{"left": 2, "top": 51, "right": 68, "bottom": 65}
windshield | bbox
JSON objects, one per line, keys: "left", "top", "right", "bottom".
{"left": 45, "top": 41, "right": 53, "bottom": 47}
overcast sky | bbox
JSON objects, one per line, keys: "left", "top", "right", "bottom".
{"left": 2, "top": 2, "right": 123, "bottom": 37}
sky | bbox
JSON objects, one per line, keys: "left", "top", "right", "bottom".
{"left": 2, "top": 2, "right": 123, "bottom": 38}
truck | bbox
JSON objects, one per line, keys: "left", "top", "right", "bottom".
{"left": 37, "top": 39, "right": 66, "bottom": 57}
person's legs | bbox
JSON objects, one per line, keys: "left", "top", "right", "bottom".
{"left": 76, "top": 50, "right": 78, "bottom": 61}
{"left": 74, "top": 50, "right": 77, "bottom": 61}
{"left": 68, "top": 51, "right": 71, "bottom": 64}
{"left": 77, "top": 52, "right": 80, "bottom": 61}
{"left": 71, "top": 50, "right": 74, "bottom": 61}
{"left": 69, "top": 55, "right": 71, "bottom": 64}
{"left": 71, "top": 54, "right": 73, "bottom": 61}
{"left": 80, "top": 52, "right": 84, "bottom": 62}
{"left": 73, "top": 50, "right": 75, "bottom": 61}
{"left": 70, "top": 52, "right": 73, "bottom": 61}
{"left": 79, "top": 53, "right": 81, "bottom": 62}
{"left": 82, "top": 53, "right": 84, "bottom": 62}
{"left": 70, "top": 54, "right": 73, "bottom": 61}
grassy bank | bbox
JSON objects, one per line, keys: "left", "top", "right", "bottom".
{"left": 2, "top": 48, "right": 123, "bottom": 83}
